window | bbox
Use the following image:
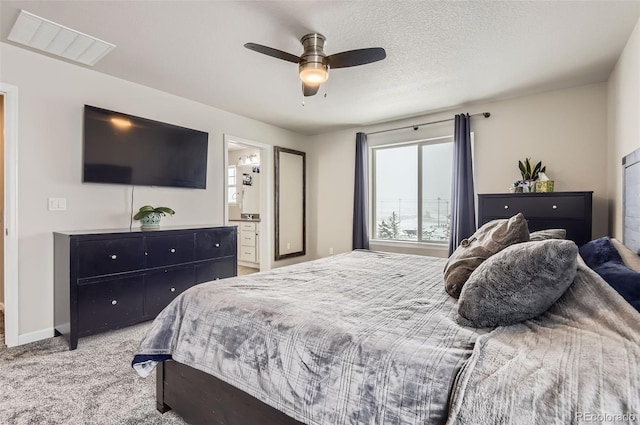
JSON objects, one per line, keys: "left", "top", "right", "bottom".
{"left": 227, "top": 165, "right": 237, "bottom": 205}
{"left": 372, "top": 136, "right": 453, "bottom": 243}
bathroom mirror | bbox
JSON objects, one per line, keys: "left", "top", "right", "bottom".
{"left": 274, "top": 146, "right": 306, "bottom": 260}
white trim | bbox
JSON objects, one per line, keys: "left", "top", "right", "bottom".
{"left": 223, "top": 134, "right": 272, "bottom": 271}
{"left": 1, "top": 82, "right": 19, "bottom": 347}
{"left": 18, "top": 327, "right": 54, "bottom": 345}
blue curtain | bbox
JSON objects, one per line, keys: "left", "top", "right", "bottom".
{"left": 449, "top": 114, "right": 476, "bottom": 255}
{"left": 353, "top": 132, "right": 370, "bottom": 250}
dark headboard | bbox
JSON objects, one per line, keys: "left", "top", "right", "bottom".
{"left": 623, "top": 147, "right": 640, "bottom": 254}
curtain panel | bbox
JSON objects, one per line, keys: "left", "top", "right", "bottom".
{"left": 449, "top": 114, "right": 476, "bottom": 255}
{"left": 353, "top": 132, "right": 370, "bottom": 250}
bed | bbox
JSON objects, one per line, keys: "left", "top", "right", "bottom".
{"left": 133, "top": 148, "right": 640, "bottom": 425}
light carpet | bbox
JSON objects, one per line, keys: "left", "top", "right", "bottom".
{"left": 0, "top": 314, "right": 187, "bottom": 425}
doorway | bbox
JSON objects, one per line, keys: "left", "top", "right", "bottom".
{"left": 223, "top": 135, "right": 272, "bottom": 274}
{"left": 1, "top": 82, "right": 18, "bottom": 347}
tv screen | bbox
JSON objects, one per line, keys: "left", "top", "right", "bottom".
{"left": 83, "top": 105, "right": 208, "bottom": 189}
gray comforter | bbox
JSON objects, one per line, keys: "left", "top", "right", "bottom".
{"left": 447, "top": 257, "right": 640, "bottom": 425}
{"left": 134, "top": 250, "right": 481, "bottom": 425}
{"left": 134, "top": 250, "right": 640, "bottom": 425}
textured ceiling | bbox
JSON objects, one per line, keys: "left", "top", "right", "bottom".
{"left": 1, "top": 1, "right": 639, "bottom": 135}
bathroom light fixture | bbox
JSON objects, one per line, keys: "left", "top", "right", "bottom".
{"left": 237, "top": 154, "right": 260, "bottom": 166}
{"left": 8, "top": 9, "right": 115, "bottom": 66}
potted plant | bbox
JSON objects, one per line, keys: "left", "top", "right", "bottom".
{"left": 134, "top": 205, "right": 175, "bottom": 228}
{"left": 518, "top": 158, "right": 545, "bottom": 193}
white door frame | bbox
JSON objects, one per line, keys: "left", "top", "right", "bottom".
{"left": 223, "top": 134, "right": 272, "bottom": 271}
{"left": 1, "top": 82, "right": 19, "bottom": 347}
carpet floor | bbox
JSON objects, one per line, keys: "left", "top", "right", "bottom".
{"left": 0, "top": 314, "right": 187, "bottom": 424}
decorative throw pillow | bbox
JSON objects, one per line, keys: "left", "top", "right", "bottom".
{"left": 611, "top": 238, "right": 640, "bottom": 273}
{"left": 458, "top": 239, "right": 578, "bottom": 327}
{"left": 529, "top": 229, "right": 566, "bottom": 241}
{"left": 444, "top": 213, "right": 529, "bottom": 298}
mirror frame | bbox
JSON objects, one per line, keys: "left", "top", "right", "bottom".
{"left": 274, "top": 146, "right": 306, "bottom": 260}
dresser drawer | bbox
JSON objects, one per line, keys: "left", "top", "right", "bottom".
{"left": 196, "top": 229, "right": 236, "bottom": 260}
{"left": 78, "top": 238, "right": 144, "bottom": 278}
{"left": 145, "top": 233, "right": 195, "bottom": 268}
{"left": 78, "top": 276, "right": 144, "bottom": 333}
{"left": 195, "top": 258, "right": 236, "bottom": 283}
{"left": 144, "top": 265, "right": 195, "bottom": 317}
{"left": 481, "top": 195, "right": 586, "bottom": 219}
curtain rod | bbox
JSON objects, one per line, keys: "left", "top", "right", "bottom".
{"left": 366, "top": 112, "right": 491, "bottom": 136}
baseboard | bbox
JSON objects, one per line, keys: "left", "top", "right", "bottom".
{"left": 17, "top": 327, "right": 55, "bottom": 346}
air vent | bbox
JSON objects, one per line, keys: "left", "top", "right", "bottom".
{"left": 8, "top": 10, "right": 115, "bottom": 66}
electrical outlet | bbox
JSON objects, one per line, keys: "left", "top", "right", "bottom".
{"left": 286, "top": 243, "right": 291, "bottom": 250}
{"left": 329, "top": 247, "right": 334, "bottom": 255}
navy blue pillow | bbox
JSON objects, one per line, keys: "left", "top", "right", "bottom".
{"left": 579, "top": 237, "right": 640, "bottom": 313}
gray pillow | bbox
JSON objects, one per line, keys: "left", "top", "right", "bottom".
{"left": 444, "top": 213, "right": 529, "bottom": 298}
{"left": 529, "top": 229, "right": 566, "bottom": 241}
{"left": 458, "top": 239, "right": 578, "bottom": 328}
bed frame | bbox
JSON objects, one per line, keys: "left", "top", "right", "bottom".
{"left": 156, "top": 360, "right": 304, "bottom": 424}
{"left": 156, "top": 147, "right": 640, "bottom": 425}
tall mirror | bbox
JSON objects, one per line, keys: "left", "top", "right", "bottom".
{"left": 275, "top": 146, "right": 306, "bottom": 260}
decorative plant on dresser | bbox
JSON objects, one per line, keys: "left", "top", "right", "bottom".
{"left": 134, "top": 205, "right": 175, "bottom": 228}
{"left": 515, "top": 157, "right": 547, "bottom": 193}
{"left": 54, "top": 225, "right": 237, "bottom": 349}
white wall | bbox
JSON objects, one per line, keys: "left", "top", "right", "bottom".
{"left": 607, "top": 17, "right": 640, "bottom": 239}
{"left": 0, "top": 43, "right": 311, "bottom": 339}
{"left": 310, "top": 83, "right": 609, "bottom": 259}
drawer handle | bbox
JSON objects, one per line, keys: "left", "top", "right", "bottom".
{"left": 111, "top": 300, "right": 117, "bottom": 305}
{"left": 170, "top": 248, "right": 176, "bottom": 253}
{"left": 215, "top": 243, "right": 220, "bottom": 248}
{"left": 552, "top": 205, "right": 558, "bottom": 209}
{"left": 110, "top": 254, "right": 117, "bottom": 260}
{"left": 170, "top": 287, "right": 176, "bottom": 292}
{"left": 504, "top": 205, "right": 509, "bottom": 209}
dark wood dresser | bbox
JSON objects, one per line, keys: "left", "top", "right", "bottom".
{"left": 54, "top": 225, "right": 237, "bottom": 349}
{"left": 477, "top": 191, "right": 593, "bottom": 246}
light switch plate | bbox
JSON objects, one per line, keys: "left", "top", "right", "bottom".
{"left": 48, "top": 197, "right": 67, "bottom": 211}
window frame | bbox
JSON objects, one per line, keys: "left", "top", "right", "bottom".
{"left": 370, "top": 135, "right": 455, "bottom": 245}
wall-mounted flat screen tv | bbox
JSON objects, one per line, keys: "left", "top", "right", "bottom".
{"left": 83, "top": 105, "right": 208, "bottom": 189}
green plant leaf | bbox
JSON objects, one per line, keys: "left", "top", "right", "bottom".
{"left": 532, "top": 161, "right": 542, "bottom": 179}
{"left": 133, "top": 211, "right": 151, "bottom": 220}
{"left": 518, "top": 161, "right": 527, "bottom": 178}
{"left": 155, "top": 207, "right": 175, "bottom": 215}
{"left": 138, "top": 205, "right": 154, "bottom": 213}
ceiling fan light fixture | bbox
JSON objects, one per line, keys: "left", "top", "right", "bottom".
{"left": 299, "top": 62, "right": 329, "bottom": 85}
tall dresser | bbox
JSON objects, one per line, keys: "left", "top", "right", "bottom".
{"left": 54, "top": 225, "right": 237, "bottom": 349}
{"left": 477, "top": 191, "right": 593, "bottom": 246}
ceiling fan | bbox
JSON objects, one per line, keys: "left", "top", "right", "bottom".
{"left": 244, "top": 33, "right": 386, "bottom": 96}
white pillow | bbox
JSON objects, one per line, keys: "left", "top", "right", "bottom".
{"left": 611, "top": 238, "right": 640, "bottom": 272}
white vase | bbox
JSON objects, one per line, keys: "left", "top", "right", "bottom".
{"left": 522, "top": 181, "right": 535, "bottom": 193}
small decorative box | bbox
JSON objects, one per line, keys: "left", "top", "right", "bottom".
{"left": 535, "top": 180, "right": 554, "bottom": 193}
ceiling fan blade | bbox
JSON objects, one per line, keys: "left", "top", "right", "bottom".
{"left": 326, "top": 48, "right": 386, "bottom": 69}
{"left": 303, "top": 83, "right": 320, "bottom": 97}
{"left": 244, "top": 43, "right": 300, "bottom": 64}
